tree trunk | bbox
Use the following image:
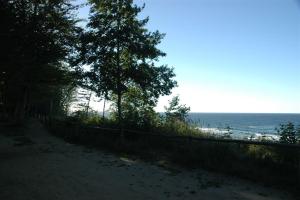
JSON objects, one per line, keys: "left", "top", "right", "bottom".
{"left": 48, "top": 98, "right": 53, "bottom": 125}
{"left": 86, "top": 92, "right": 92, "bottom": 117}
{"left": 117, "top": 90, "right": 124, "bottom": 136}
{"left": 102, "top": 97, "right": 106, "bottom": 119}
{"left": 14, "top": 86, "right": 28, "bottom": 124}
{"left": 116, "top": 0, "right": 124, "bottom": 139}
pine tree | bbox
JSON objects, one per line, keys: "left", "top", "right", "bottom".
{"left": 83, "top": 0, "right": 177, "bottom": 129}
{"left": 277, "top": 122, "right": 297, "bottom": 144}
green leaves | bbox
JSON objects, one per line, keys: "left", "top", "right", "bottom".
{"left": 277, "top": 122, "right": 299, "bottom": 144}
{"left": 165, "top": 95, "right": 190, "bottom": 123}
{"left": 82, "top": 0, "right": 177, "bottom": 125}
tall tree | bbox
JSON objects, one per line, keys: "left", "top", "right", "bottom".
{"left": 84, "top": 0, "right": 177, "bottom": 130}
{"left": 0, "top": 0, "right": 81, "bottom": 121}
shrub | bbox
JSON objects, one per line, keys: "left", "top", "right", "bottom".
{"left": 164, "top": 95, "right": 190, "bottom": 122}
{"left": 277, "top": 122, "right": 297, "bottom": 144}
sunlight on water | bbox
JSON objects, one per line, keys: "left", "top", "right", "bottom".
{"left": 189, "top": 113, "right": 300, "bottom": 141}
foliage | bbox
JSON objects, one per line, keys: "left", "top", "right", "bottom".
{"left": 50, "top": 120, "right": 300, "bottom": 195}
{"left": 72, "top": 88, "right": 93, "bottom": 115}
{"left": 110, "top": 87, "right": 161, "bottom": 130}
{"left": 0, "top": 0, "right": 81, "bottom": 121}
{"left": 159, "top": 120, "right": 204, "bottom": 137}
{"left": 81, "top": 0, "right": 177, "bottom": 126}
{"left": 277, "top": 122, "right": 298, "bottom": 144}
{"left": 67, "top": 109, "right": 117, "bottom": 129}
{"left": 164, "top": 95, "right": 190, "bottom": 123}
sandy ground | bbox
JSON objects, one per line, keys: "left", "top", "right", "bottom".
{"left": 0, "top": 119, "right": 293, "bottom": 200}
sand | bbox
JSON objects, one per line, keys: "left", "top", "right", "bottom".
{"left": 0, "top": 119, "right": 293, "bottom": 200}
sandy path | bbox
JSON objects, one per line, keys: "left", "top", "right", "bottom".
{"left": 0, "top": 120, "right": 293, "bottom": 200}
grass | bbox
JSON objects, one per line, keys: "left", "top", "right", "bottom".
{"left": 47, "top": 119, "right": 300, "bottom": 196}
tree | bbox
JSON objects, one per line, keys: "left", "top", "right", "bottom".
{"left": 297, "top": 126, "right": 300, "bottom": 142}
{"left": 73, "top": 88, "right": 93, "bottom": 116}
{"left": 277, "top": 122, "right": 297, "bottom": 144}
{"left": 0, "top": 0, "right": 81, "bottom": 121}
{"left": 276, "top": 122, "right": 299, "bottom": 167}
{"left": 165, "top": 95, "right": 190, "bottom": 123}
{"left": 110, "top": 86, "right": 160, "bottom": 130}
{"left": 83, "top": 0, "right": 177, "bottom": 130}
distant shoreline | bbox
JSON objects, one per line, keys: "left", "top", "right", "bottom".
{"left": 187, "top": 112, "right": 300, "bottom": 114}
{"left": 187, "top": 113, "right": 300, "bottom": 141}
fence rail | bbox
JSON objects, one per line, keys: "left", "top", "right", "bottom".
{"left": 69, "top": 124, "right": 300, "bottom": 149}
{"left": 48, "top": 119, "right": 300, "bottom": 186}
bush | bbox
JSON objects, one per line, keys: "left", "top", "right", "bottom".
{"left": 277, "top": 122, "right": 298, "bottom": 144}
{"left": 165, "top": 95, "right": 190, "bottom": 122}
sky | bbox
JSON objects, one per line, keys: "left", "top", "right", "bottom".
{"left": 77, "top": 0, "right": 300, "bottom": 113}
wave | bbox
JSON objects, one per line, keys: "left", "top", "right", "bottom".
{"left": 196, "top": 127, "right": 229, "bottom": 134}
{"left": 196, "top": 127, "right": 280, "bottom": 141}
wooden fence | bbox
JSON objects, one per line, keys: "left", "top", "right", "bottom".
{"left": 62, "top": 124, "right": 300, "bottom": 149}
{"left": 46, "top": 119, "right": 300, "bottom": 187}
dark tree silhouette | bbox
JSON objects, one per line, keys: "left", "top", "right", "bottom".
{"left": 277, "top": 122, "right": 297, "bottom": 144}
{"left": 0, "top": 0, "right": 81, "bottom": 122}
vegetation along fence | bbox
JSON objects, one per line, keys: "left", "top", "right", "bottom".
{"left": 47, "top": 119, "right": 300, "bottom": 190}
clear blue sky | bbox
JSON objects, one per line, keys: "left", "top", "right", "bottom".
{"left": 77, "top": 0, "right": 300, "bottom": 113}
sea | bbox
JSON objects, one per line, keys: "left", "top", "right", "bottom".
{"left": 187, "top": 113, "right": 300, "bottom": 141}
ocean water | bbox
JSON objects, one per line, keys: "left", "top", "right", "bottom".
{"left": 188, "top": 113, "right": 300, "bottom": 140}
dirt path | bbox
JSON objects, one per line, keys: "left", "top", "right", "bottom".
{"left": 0, "top": 119, "right": 293, "bottom": 200}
